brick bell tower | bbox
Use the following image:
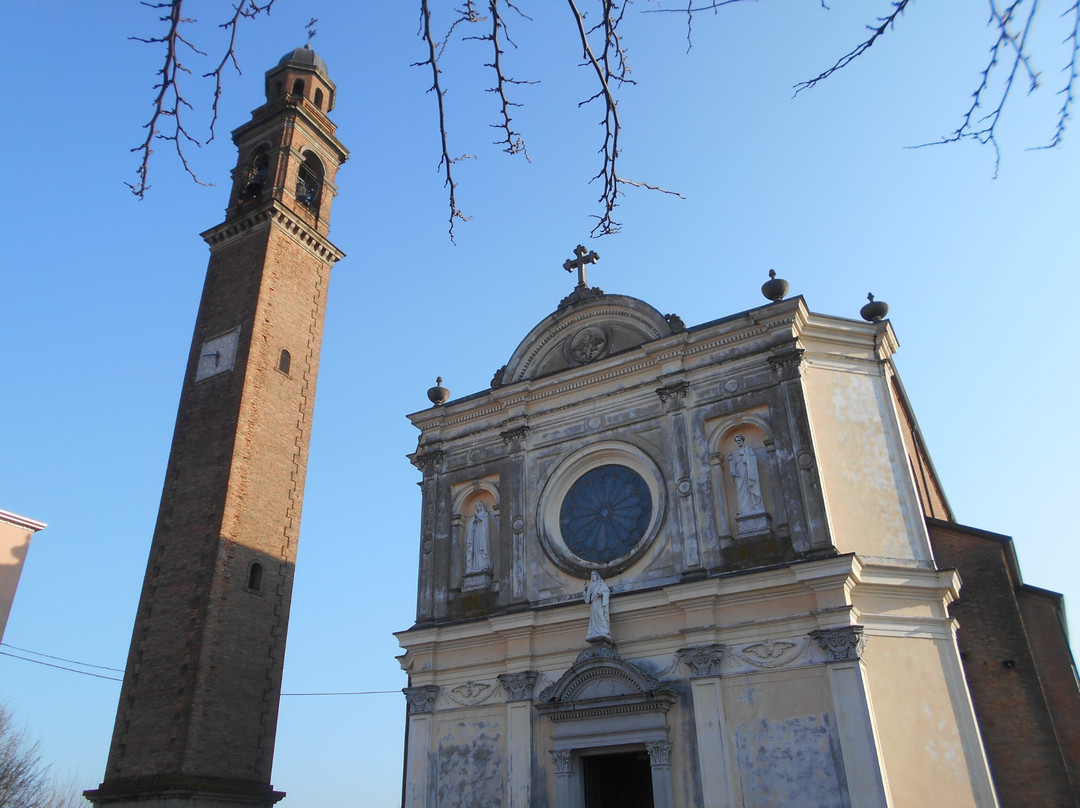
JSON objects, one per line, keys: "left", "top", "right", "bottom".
{"left": 87, "top": 45, "right": 347, "bottom": 808}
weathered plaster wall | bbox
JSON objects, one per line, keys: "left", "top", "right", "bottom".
{"left": 722, "top": 668, "right": 847, "bottom": 807}
{"left": 863, "top": 633, "right": 995, "bottom": 807}
{"left": 434, "top": 710, "right": 505, "bottom": 808}
{"left": 802, "top": 362, "right": 932, "bottom": 565}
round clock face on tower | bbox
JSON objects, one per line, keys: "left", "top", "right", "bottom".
{"left": 537, "top": 442, "right": 665, "bottom": 576}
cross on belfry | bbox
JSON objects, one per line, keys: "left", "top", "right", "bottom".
{"left": 563, "top": 244, "right": 600, "bottom": 288}
{"left": 306, "top": 18, "right": 318, "bottom": 44}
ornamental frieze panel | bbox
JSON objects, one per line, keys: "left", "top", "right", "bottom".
{"left": 444, "top": 680, "right": 498, "bottom": 707}
{"left": 729, "top": 637, "right": 809, "bottom": 669}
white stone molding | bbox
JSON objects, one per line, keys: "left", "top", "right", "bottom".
{"left": 645, "top": 739, "right": 672, "bottom": 766}
{"left": 811, "top": 626, "right": 867, "bottom": 662}
{"left": 767, "top": 346, "right": 805, "bottom": 382}
{"left": 403, "top": 685, "right": 439, "bottom": 714}
{"left": 500, "top": 424, "right": 531, "bottom": 451}
{"left": 676, "top": 644, "right": 726, "bottom": 678}
{"left": 655, "top": 381, "right": 689, "bottom": 411}
{"left": 550, "top": 750, "right": 573, "bottom": 774}
{"left": 412, "top": 449, "right": 445, "bottom": 476}
{"left": 497, "top": 671, "right": 538, "bottom": 702}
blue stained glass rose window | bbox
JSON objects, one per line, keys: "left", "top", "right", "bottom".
{"left": 559, "top": 464, "right": 652, "bottom": 563}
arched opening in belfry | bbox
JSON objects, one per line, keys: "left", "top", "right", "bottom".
{"left": 240, "top": 144, "right": 270, "bottom": 200}
{"left": 295, "top": 152, "right": 324, "bottom": 212}
{"left": 292, "top": 78, "right": 305, "bottom": 97}
{"left": 314, "top": 88, "right": 324, "bottom": 110}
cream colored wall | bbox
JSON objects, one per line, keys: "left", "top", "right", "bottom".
{"left": 0, "top": 512, "right": 45, "bottom": 642}
{"left": 863, "top": 633, "right": 997, "bottom": 807}
{"left": 801, "top": 362, "right": 933, "bottom": 565}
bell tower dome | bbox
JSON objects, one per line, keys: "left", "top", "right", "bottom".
{"left": 87, "top": 47, "right": 347, "bottom": 808}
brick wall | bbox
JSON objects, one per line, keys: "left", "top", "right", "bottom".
{"left": 928, "top": 519, "right": 1078, "bottom": 807}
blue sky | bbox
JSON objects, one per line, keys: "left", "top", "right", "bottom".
{"left": 2, "top": 2, "right": 1078, "bottom": 805}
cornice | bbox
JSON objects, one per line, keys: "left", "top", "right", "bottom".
{"left": 0, "top": 509, "right": 47, "bottom": 532}
{"left": 200, "top": 201, "right": 345, "bottom": 266}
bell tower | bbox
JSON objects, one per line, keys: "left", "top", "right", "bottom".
{"left": 87, "top": 45, "right": 347, "bottom": 808}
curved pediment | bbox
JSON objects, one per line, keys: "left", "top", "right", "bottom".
{"left": 539, "top": 643, "right": 663, "bottom": 704}
{"left": 496, "top": 293, "right": 681, "bottom": 386}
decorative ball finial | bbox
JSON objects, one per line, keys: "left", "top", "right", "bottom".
{"left": 427, "top": 376, "right": 450, "bottom": 406}
{"left": 761, "top": 269, "right": 789, "bottom": 303}
{"left": 860, "top": 293, "right": 889, "bottom": 323}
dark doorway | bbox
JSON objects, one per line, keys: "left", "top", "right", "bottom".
{"left": 582, "top": 750, "right": 655, "bottom": 808}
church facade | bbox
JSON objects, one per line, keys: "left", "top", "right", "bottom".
{"left": 396, "top": 267, "right": 1070, "bottom": 807}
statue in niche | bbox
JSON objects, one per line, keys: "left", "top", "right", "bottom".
{"left": 465, "top": 501, "right": 491, "bottom": 573}
{"left": 583, "top": 571, "right": 611, "bottom": 642}
{"left": 727, "top": 434, "right": 764, "bottom": 515}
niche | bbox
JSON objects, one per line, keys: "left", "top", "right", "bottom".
{"left": 451, "top": 480, "right": 499, "bottom": 592}
{"left": 710, "top": 421, "right": 776, "bottom": 542}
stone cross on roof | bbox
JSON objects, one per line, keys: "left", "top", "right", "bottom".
{"left": 563, "top": 244, "right": 600, "bottom": 288}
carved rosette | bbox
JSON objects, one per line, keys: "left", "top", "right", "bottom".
{"left": 655, "top": 381, "right": 689, "bottom": 411}
{"left": 403, "top": 685, "right": 440, "bottom": 714}
{"left": 413, "top": 450, "right": 445, "bottom": 476}
{"left": 500, "top": 425, "right": 531, "bottom": 452}
{"left": 767, "top": 347, "right": 805, "bottom": 382}
{"left": 811, "top": 626, "right": 867, "bottom": 662}
{"left": 646, "top": 740, "right": 672, "bottom": 766}
{"left": 676, "top": 644, "right": 726, "bottom": 678}
{"left": 497, "top": 671, "right": 539, "bottom": 702}
{"left": 550, "top": 749, "right": 573, "bottom": 774}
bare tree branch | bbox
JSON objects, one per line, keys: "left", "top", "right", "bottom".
{"left": 793, "top": 0, "right": 910, "bottom": 96}
{"left": 1035, "top": 0, "right": 1079, "bottom": 148}
{"left": 912, "top": 0, "right": 1042, "bottom": 175}
{"left": 483, "top": 0, "right": 536, "bottom": 158}
{"left": 129, "top": 2, "right": 1075, "bottom": 237}
{"left": 204, "top": 1, "right": 277, "bottom": 143}
{"left": 127, "top": 0, "right": 275, "bottom": 198}
{"left": 417, "top": 0, "right": 477, "bottom": 241}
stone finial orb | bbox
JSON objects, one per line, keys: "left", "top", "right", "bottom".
{"left": 860, "top": 293, "right": 889, "bottom": 323}
{"left": 761, "top": 269, "right": 789, "bottom": 302}
{"left": 427, "top": 377, "right": 450, "bottom": 406}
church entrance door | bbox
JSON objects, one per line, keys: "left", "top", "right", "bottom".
{"left": 582, "top": 750, "right": 655, "bottom": 808}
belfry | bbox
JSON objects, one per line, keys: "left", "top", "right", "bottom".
{"left": 396, "top": 257, "right": 1080, "bottom": 807}
{"left": 87, "top": 46, "right": 346, "bottom": 808}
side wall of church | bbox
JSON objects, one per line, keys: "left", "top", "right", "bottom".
{"left": 800, "top": 353, "right": 934, "bottom": 567}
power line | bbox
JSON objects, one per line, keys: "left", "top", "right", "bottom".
{"left": 281, "top": 690, "right": 399, "bottom": 696}
{"left": 1, "top": 641, "right": 124, "bottom": 672}
{"left": 0, "top": 651, "right": 123, "bottom": 682}
{"left": 0, "top": 643, "right": 402, "bottom": 697}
